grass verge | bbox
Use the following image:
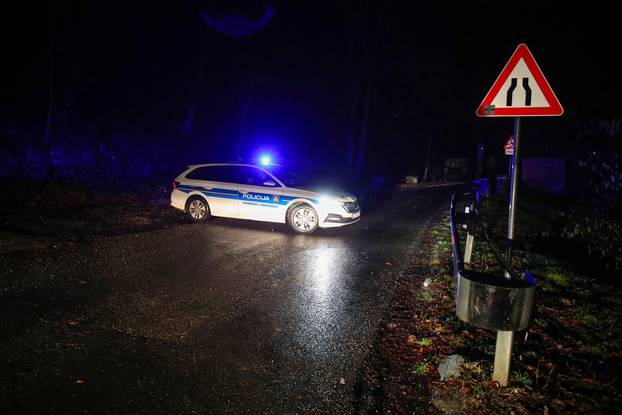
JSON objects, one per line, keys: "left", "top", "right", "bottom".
{"left": 356, "top": 204, "right": 622, "bottom": 414}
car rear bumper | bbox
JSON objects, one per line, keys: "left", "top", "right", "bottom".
{"left": 171, "top": 189, "right": 187, "bottom": 211}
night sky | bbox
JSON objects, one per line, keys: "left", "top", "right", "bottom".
{"left": 2, "top": 1, "right": 619, "bottom": 181}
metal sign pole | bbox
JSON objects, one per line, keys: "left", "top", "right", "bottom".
{"left": 493, "top": 116, "right": 521, "bottom": 386}
{"left": 506, "top": 116, "right": 521, "bottom": 278}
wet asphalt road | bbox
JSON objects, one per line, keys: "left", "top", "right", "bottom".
{"left": 0, "top": 185, "right": 459, "bottom": 414}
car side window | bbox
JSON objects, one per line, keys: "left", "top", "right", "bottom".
{"left": 213, "top": 166, "right": 241, "bottom": 183}
{"left": 236, "top": 166, "right": 275, "bottom": 187}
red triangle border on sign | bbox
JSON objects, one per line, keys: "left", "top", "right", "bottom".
{"left": 476, "top": 44, "right": 563, "bottom": 117}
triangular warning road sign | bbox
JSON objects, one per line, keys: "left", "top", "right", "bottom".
{"left": 476, "top": 44, "right": 563, "bottom": 117}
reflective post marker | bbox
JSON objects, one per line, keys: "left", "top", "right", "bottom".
{"left": 493, "top": 330, "right": 514, "bottom": 385}
{"left": 493, "top": 116, "right": 521, "bottom": 386}
{"left": 463, "top": 203, "right": 474, "bottom": 264}
{"left": 463, "top": 233, "right": 474, "bottom": 264}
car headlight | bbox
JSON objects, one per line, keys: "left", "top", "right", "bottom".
{"left": 341, "top": 200, "right": 359, "bottom": 213}
{"left": 319, "top": 195, "right": 345, "bottom": 207}
{"left": 319, "top": 195, "right": 358, "bottom": 213}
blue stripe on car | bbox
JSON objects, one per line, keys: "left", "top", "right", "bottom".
{"left": 177, "top": 185, "right": 318, "bottom": 205}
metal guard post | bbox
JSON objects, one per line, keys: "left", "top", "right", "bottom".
{"left": 456, "top": 270, "right": 535, "bottom": 331}
{"left": 449, "top": 193, "right": 536, "bottom": 332}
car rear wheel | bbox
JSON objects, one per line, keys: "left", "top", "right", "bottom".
{"left": 288, "top": 204, "right": 318, "bottom": 234}
{"left": 187, "top": 196, "right": 210, "bottom": 222}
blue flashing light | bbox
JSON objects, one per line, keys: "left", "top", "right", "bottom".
{"left": 259, "top": 154, "right": 272, "bottom": 166}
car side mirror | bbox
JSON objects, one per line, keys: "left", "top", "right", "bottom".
{"left": 262, "top": 180, "right": 277, "bottom": 187}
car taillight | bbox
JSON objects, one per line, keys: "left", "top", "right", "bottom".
{"left": 172, "top": 180, "right": 179, "bottom": 189}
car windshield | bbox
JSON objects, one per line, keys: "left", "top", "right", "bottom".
{"left": 266, "top": 165, "right": 314, "bottom": 188}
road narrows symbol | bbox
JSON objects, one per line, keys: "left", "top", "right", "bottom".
{"left": 506, "top": 77, "right": 533, "bottom": 107}
{"left": 522, "top": 78, "right": 532, "bottom": 106}
{"left": 506, "top": 78, "right": 518, "bottom": 106}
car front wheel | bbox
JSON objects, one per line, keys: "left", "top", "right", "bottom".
{"left": 187, "top": 196, "right": 210, "bottom": 222}
{"left": 288, "top": 204, "right": 319, "bottom": 234}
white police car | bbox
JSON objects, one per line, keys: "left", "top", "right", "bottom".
{"left": 170, "top": 163, "right": 360, "bottom": 233}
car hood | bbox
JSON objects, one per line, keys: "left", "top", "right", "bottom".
{"left": 289, "top": 186, "right": 357, "bottom": 203}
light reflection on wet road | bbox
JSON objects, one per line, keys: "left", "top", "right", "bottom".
{"left": 0, "top": 185, "right": 460, "bottom": 414}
